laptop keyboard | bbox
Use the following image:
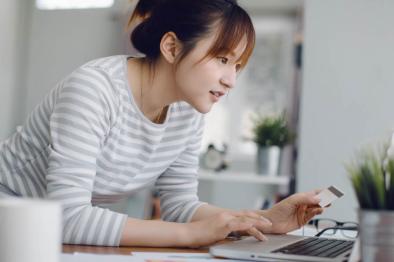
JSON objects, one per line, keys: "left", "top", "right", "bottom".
{"left": 272, "top": 237, "right": 354, "bottom": 258}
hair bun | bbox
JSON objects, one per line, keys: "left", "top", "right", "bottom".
{"left": 131, "top": 19, "right": 161, "bottom": 59}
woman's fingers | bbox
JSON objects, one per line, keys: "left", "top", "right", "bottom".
{"left": 289, "top": 191, "right": 321, "bottom": 206}
{"left": 297, "top": 206, "right": 324, "bottom": 226}
{"left": 232, "top": 210, "right": 272, "bottom": 232}
{"left": 306, "top": 207, "right": 324, "bottom": 220}
{"left": 297, "top": 205, "right": 307, "bottom": 227}
{"left": 227, "top": 218, "right": 253, "bottom": 232}
{"left": 226, "top": 216, "right": 270, "bottom": 241}
{"left": 246, "top": 226, "right": 267, "bottom": 241}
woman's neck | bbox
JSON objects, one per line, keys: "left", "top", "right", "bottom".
{"left": 127, "top": 57, "right": 179, "bottom": 122}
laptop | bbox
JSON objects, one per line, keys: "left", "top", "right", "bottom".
{"left": 210, "top": 234, "right": 355, "bottom": 262}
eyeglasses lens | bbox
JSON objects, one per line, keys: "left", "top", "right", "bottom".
{"left": 342, "top": 222, "right": 359, "bottom": 238}
{"left": 316, "top": 219, "right": 337, "bottom": 235}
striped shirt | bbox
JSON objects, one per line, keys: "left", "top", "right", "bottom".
{"left": 0, "top": 55, "right": 206, "bottom": 246}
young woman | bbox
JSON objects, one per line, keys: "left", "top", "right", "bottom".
{"left": 0, "top": 0, "right": 323, "bottom": 247}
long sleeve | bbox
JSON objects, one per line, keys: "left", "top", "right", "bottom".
{"left": 46, "top": 66, "right": 127, "bottom": 246}
{"left": 155, "top": 114, "right": 207, "bottom": 223}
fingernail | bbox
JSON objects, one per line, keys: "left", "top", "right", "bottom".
{"left": 313, "top": 196, "right": 321, "bottom": 202}
{"left": 260, "top": 216, "right": 272, "bottom": 225}
{"left": 260, "top": 233, "right": 268, "bottom": 241}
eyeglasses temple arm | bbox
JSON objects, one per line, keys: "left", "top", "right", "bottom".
{"left": 314, "top": 226, "right": 359, "bottom": 237}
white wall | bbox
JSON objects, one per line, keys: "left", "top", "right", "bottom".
{"left": 0, "top": 0, "right": 133, "bottom": 140}
{"left": 298, "top": 0, "right": 394, "bottom": 221}
{"left": 0, "top": 0, "right": 30, "bottom": 139}
{"left": 0, "top": 0, "right": 18, "bottom": 139}
{"left": 24, "top": 0, "right": 131, "bottom": 114}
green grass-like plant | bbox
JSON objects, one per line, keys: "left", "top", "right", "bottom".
{"left": 252, "top": 114, "right": 294, "bottom": 147}
{"left": 346, "top": 145, "right": 394, "bottom": 210}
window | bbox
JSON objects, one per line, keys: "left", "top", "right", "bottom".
{"left": 36, "top": 0, "right": 114, "bottom": 10}
{"left": 202, "top": 17, "right": 296, "bottom": 158}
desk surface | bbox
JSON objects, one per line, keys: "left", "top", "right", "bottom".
{"left": 61, "top": 228, "right": 313, "bottom": 255}
{"left": 63, "top": 244, "right": 209, "bottom": 255}
{"left": 61, "top": 227, "right": 324, "bottom": 255}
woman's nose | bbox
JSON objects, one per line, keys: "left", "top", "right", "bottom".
{"left": 220, "top": 69, "right": 236, "bottom": 89}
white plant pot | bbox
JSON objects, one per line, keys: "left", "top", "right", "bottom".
{"left": 359, "top": 209, "right": 394, "bottom": 261}
{"left": 256, "top": 146, "right": 282, "bottom": 176}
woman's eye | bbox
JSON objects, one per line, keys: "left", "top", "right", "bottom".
{"left": 235, "top": 64, "right": 241, "bottom": 72}
{"left": 218, "top": 57, "right": 228, "bottom": 64}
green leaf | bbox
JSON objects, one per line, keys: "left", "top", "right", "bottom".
{"left": 345, "top": 147, "right": 388, "bottom": 209}
{"left": 386, "top": 159, "right": 394, "bottom": 210}
{"left": 251, "top": 113, "right": 294, "bottom": 147}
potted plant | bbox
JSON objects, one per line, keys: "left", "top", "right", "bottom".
{"left": 345, "top": 143, "right": 394, "bottom": 261}
{"left": 252, "top": 113, "right": 294, "bottom": 176}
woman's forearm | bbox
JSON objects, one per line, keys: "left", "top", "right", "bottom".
{"left": 190, "top": 203, "right": 233, "bottom": 222}
{"left": 120, "top": 217, "right": 192, "bottom": 247}
{"left": 120, "top": 205, "right": 272, "bottom": 248}
{"left": 120, "top": 204, "right": 233, "bottom": 247}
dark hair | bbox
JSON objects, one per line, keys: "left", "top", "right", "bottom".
{"left": 127, "top": 0, "right": 166, "bottom": 27}
{"left": 129, "top": 0, "right": 255, "bottom": 70}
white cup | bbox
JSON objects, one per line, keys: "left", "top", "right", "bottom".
{"left": 0, "top": 198, "right": 62, "bottom": 262}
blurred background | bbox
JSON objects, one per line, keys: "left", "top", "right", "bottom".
{"left": 1, "top": 0, "right": 394, "bottom": 223}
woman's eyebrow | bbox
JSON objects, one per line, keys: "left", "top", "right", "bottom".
{"left": 217, "top": 48, "right": 243, "bottom": 62}
{"left": 225, "top": 49, "right": 236, "bottom": 58}
{"left": 228, "top": 50, "right": 236, "bottom": 57}
{"left": 217, "top": 47, "right": 235, "bottom": 57}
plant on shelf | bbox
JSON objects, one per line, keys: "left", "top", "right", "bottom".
{"left": 251, "top": 113, "right": 294, "bottom": 176}
{"left": 252, "top": 113, "right": 294, "bottom": 148}
{"left": 345, "top": 140, "right": 394, "bottom": 261}
{"left": 346, "top": 146, "right": 394, "bottom": 210}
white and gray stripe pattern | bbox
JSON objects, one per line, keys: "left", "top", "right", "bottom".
{"left": 0, "top": 55, "right": 206, "bottom": 246}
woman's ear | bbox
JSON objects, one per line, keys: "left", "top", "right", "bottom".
{"left": 160, "top": 32, "right": 182, "bottom": 64}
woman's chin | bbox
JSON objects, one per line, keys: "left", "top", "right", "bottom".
{"left": 192, "top": 102, "right": 213, "bottom": 114}
{"left": 183, "top": 96, "right": 215, "bottom": 114}
{"left": 195, "top": 104, "right": 213, "bottom": 114}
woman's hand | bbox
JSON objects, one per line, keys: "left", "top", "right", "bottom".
{"left": 185, "top": 210, "right": 272, "bottom": 248}
{"left": 258, "top": 190, "right": 324, "bottom": 234}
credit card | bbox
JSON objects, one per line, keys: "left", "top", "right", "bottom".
{"left": 317, "top": 185, "right": 344, "bottom": 207}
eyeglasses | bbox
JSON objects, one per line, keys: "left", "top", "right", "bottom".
{"left": 308, "top": 218, "right": 359, "bottom": 239}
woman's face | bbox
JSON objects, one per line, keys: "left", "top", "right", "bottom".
{"left": 174, "top": 31, "right": 247, "bottom": 114}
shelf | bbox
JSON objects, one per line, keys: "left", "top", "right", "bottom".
{"left": 198, "top": 171, "right": 290, "bottom": 185}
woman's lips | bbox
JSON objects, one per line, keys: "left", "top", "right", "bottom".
{"left": 209, "top": 91, "right": 220, "bottom": 102}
